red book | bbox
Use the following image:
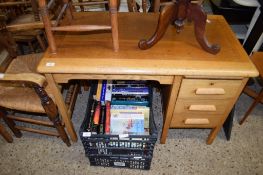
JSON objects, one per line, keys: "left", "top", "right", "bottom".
{"left": 105, "top": 101, "right": 111, "bottom": 134}
{"left": 93, "top": 101, "right": 101, "bottom": 125}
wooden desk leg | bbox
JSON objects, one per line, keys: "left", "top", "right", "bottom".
{"left": 45, "top": 74, "right": 78, "bottom": 142}
{"left": 207, "top": 78, "right": 248, "bottom": 144}
{"left": 160, "top": 76, "right": 182, "bottom": 144}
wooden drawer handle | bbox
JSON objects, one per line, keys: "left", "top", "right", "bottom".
{"left": 188, "top": 105, "right": 216, "bottom": 111}
{"left": 195, "top": 88, "right": 225, "bottom": 95}
{"left": 184, "top": 118, "right": 210, "bottom": 125}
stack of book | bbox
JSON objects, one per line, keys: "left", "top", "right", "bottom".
{"left": 86, "top": 80, "right": 150, "bottom": 136}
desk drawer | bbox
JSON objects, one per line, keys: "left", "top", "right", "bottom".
{"left": 170, "top": 114, "right": 222, "bottom": 128}
{"left": 178, "top": 79, "right": 242, "bottom": 99}
{"left": 174, "top": 99, "right": 230, "bottom": 115}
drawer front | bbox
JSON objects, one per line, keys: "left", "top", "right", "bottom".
{"left": 174, "top": 99, "right": 230, "bottom": 115}
{"left": 178, "top": 79, "right": 243, "bottom": 99}
{"left": 170, "top": 114, "right": 223, "bottom": 128}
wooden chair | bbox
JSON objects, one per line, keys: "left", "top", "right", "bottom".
{"left": 0, "top": 21, "right": 79, "bottom": 146}
{"left": 239, "top": 52, "right": 263, "bottom": 125}
{"left": 38, "top": 0, "right": 119, "bottom": 53}
{"left": 0, "top": 0, "right": 47, "bottom": 53}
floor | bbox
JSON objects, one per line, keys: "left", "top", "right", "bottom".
{"left": 1, "top": 1, "right": 263, "bottom": 175}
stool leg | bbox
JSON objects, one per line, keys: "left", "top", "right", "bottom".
{"left": 109, "top": 0, "right": 119, "bottom": 52}
{"left": 0, "top": 123, "right": 13, "bottom": 143}
{"left": 239, "top": 89, "right": 263, "bottom": 125}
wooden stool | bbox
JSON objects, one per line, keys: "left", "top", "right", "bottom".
{"left": 239, "top": 52, "right": 263, "bottom": 125}
{"left": 39, "top": 0, "right": 119, "bottom": 53}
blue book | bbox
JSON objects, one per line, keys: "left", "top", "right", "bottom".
{"left": 100, "top": 80, "right": 107, "bottom": 104}
{"left": 112, "top": 87, "right": 149, "bottom": 95}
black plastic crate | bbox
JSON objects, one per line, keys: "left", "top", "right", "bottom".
{"left": 89, "top": 154, "right": 152, "bottom": 170}
{"left": 79, "top": 81, "right": 158, "bottom": 169}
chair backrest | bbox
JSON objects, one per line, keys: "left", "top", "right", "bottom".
{"left": 39, "top": 0, "right": 119, "bottom": 53}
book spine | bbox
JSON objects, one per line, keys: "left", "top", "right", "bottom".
{"left": 87, "top": 99, "right": 96, "bottom": 132}
{"left": 100, "top": 80, "right": 107, "bottom": 104}
{"left": 93, "top": 101, "right": 101, "bottom": 125}
{"left": 99, "top": 105, "right": 105, "bottom": 134}
{"left": 105, "top": 80, "right": 112, "bottom": 101}
{"left": 111, "top": 100, "right": 149, "bottom": 106}
{"left": 105, "top": 101, "right": 110, "bottom": 134}
{"left": 96, "top": 80, "right": 103, "bottom": 101}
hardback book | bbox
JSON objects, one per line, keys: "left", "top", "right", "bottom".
{"left": 110, "top": 111, "right": 145, "bottom": 135}
{"left": 111, "top": 94, "right": 149, "bottom": 106}
{"left": 111, "top": 105, "right": 150, "bottom": 129}
{"left": 111, "top": 87, "right": 149, "bottom": 95}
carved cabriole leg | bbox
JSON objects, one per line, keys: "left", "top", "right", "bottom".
{"left": 109, "top": 0, "right": 119, "bottom": 52}
{"left": 0, "top": 110, "right": 22, "bottom": 138}
{"left": 138, "top": 3, "right": 177, "bottom": 50}
{"left": 33, "top": 85, "right": 71, "bottom": 146}
{"left": 188, "top": 3, "right": 220, "bottom": 54}
{"left": 39, "top": 0, "right": 57, "bottom": 54}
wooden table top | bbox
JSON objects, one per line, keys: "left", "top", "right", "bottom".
{"left": 37, "top": 12, "right": 258, "bottom": 77}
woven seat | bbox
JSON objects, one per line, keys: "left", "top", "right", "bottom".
{"left": 0, "top": 53, "right": 56, "bottom": 113}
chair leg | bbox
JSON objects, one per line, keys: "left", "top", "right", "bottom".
{"left": 0, "top": 110, "right": 22, "bottom": 138}
{"left": 239, "top": 89, "right": 263, "bottom": 125}
{"left": 34, "top": 86, "right": 71, "bottom": 146}
{"left": 0, "top": 123, "right": 13, "bottom": 143}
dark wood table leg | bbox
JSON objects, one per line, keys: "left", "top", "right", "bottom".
{"left": 188, "top": 3, "right": 220, "bottom": 54}
{"left": 138, "top": 3, "right": 177, "bottom": 50}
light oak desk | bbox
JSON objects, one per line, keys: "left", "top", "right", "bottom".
{"left": 37, "top": 12, "right": 258, "bottom": 144}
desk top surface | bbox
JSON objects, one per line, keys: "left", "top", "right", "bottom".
{"left": 37, "top": 12, "right": 258, "bottom": 77}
